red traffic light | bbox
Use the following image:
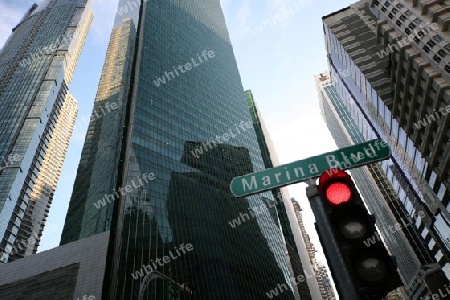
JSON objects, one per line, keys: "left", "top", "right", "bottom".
{"left": 319, "top": 169, "right": 353, "bottom": 205}
{"left": 325, "top": 182, "right": 352, "bottom": 205}
{"left": 316, "top": 168, "right": 403, "bottom": 296}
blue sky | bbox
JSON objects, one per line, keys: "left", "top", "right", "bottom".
{"left": 0, "top": 0, "right": 357, "bottom": 282}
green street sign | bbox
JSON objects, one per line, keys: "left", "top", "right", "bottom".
{"left": 230, "top": 139, "right": 391, "bottom": 197}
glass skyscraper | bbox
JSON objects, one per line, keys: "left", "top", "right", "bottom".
{"left": 61, "top": 1, "right": 304, "bottom": 299}
{"left": 0, "top": 0, "right": 93, "bottom": 264}
{"left": 61, "top": 16, "right": 137, "bottom": 244}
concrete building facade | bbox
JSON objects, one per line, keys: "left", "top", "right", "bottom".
{"left": 322, "top": 0, "right": 450, "bottom": 297}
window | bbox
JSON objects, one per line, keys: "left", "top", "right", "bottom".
{"left": 438, "top": 49, "right": 446, "bottom": 57}
{"left": 423, "top": 45, "right": 430, "bottom": 53}
{"left": 433, "top": 55, "right": 442, "bottom": 63}
{"left": 445, "top": 65, "right": 450, "bottom": 73}
{"left": 418, "top": 86, "right": 424, "bottom": 96}
{"left": 427, "top": 40, "right": 436, "bottom": 48}
{"left": 433, "top": 35, "right": 443, "bottom": 43}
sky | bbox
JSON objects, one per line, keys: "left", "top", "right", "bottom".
{"left": 0, "top": 0, "right": 357, "bottom": 288}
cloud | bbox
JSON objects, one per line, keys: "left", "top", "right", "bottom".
{"left": 266, "top": 0, "right": 283, "bottom": 8}
{"left": 237, "top": 0, "right": 252, "bottom": 27}
{"left": 87, "top": 0, "right": 119, "bottom": 44}
{"left": 270, "top": 103, "right": 337, "bottom": 164}
{"left": 0, "top": 2, "right": 26, "bottom": 48}
{"left": 222, "top": 0, "right": 253, "bottom": 39}
{"left": 0, "top": 0, "right": 121, "bottom": 49}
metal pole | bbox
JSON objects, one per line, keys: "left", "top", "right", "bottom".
{"left": 306, "top": 183, "right": 360, "bottom": 300}
{"left": 138, "top": 270, "right": 190, "bottom": 300}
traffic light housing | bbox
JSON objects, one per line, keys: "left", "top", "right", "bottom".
{"left": 318, "top": 168, "right": 403, "bottom": 299}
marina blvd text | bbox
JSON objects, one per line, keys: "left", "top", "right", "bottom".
{"left": 240, "top": 140, "right": 389, "bottom": 192}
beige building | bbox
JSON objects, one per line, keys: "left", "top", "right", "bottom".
{"left": 16, "top": 93, "right": 78, "bottom": 257}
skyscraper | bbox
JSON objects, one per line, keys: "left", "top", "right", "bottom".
{"left": 13, "top": 93, "right": 78, "bottom": 259}
{"left": 291, "top": 198, "right": 337, "bottom": 300}
{"left": 322, "top": 0, "right": 450, "bottom": 297}
{"left": 61, "top": 16, "right": 136, "bottom": 243}
{"left": 61, "top": 1, "right": 305, "bottom": 299}
{"left": 246, "top": 90, "right": 321, "bottom": 299}
{"left": 316, "top": 70, "right": 430, "bottom": 297}
{"left": 315, "top": 262, "right": 337, "bottom": 300}
{"left": 0, "top": 0, "right": 93, "bottom": 264}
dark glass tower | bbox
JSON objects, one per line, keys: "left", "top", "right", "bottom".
{"left": 61, "top": 1, "right": 302, "bottom": 299}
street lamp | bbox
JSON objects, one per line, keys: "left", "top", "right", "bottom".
{"left": 138, "top": 270, "right": 193, "bottom": 300}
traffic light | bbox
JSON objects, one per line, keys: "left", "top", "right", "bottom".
{"left": 317, "top": 168, "right": 403, "bottom": 299}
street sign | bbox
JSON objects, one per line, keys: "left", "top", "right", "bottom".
{"left": 229, "top": 139, "right": 390, "bottom": 197}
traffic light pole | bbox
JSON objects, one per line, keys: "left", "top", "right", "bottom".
{"left": 306, "top": 182, "right": 361, "bottom": 300}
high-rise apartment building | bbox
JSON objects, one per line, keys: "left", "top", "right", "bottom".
{"left": 13, "top": 93, "right": 78, "bottom": 260}
{"left": 291, "top": 199, "right": 317, "bottom": 271}
{"left": 0, "top": 0, "right": 92, "bottom": 264}
{"left": 316, "top": 70, "right": 431, "bottom": 297}
{"left": 61, "top": 1, "right": 307, "bottom": 299}
{"left": 291, "top": 198, "right": 337, "bottom": 300}
{"left": 322, "top": 0, "right": 450, "bottom": 298}
{"left": 315, "top": 262, "right": 337, "bottom": 300}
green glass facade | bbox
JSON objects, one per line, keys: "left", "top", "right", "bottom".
{"left": 245, "top": 90, "right": 313, "bottom": 300}
{"left": 61, "top": 17, "right": 136, "bottom": 244}
{"left": 61, "top": 0, "right": 301, "bottom": 299}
